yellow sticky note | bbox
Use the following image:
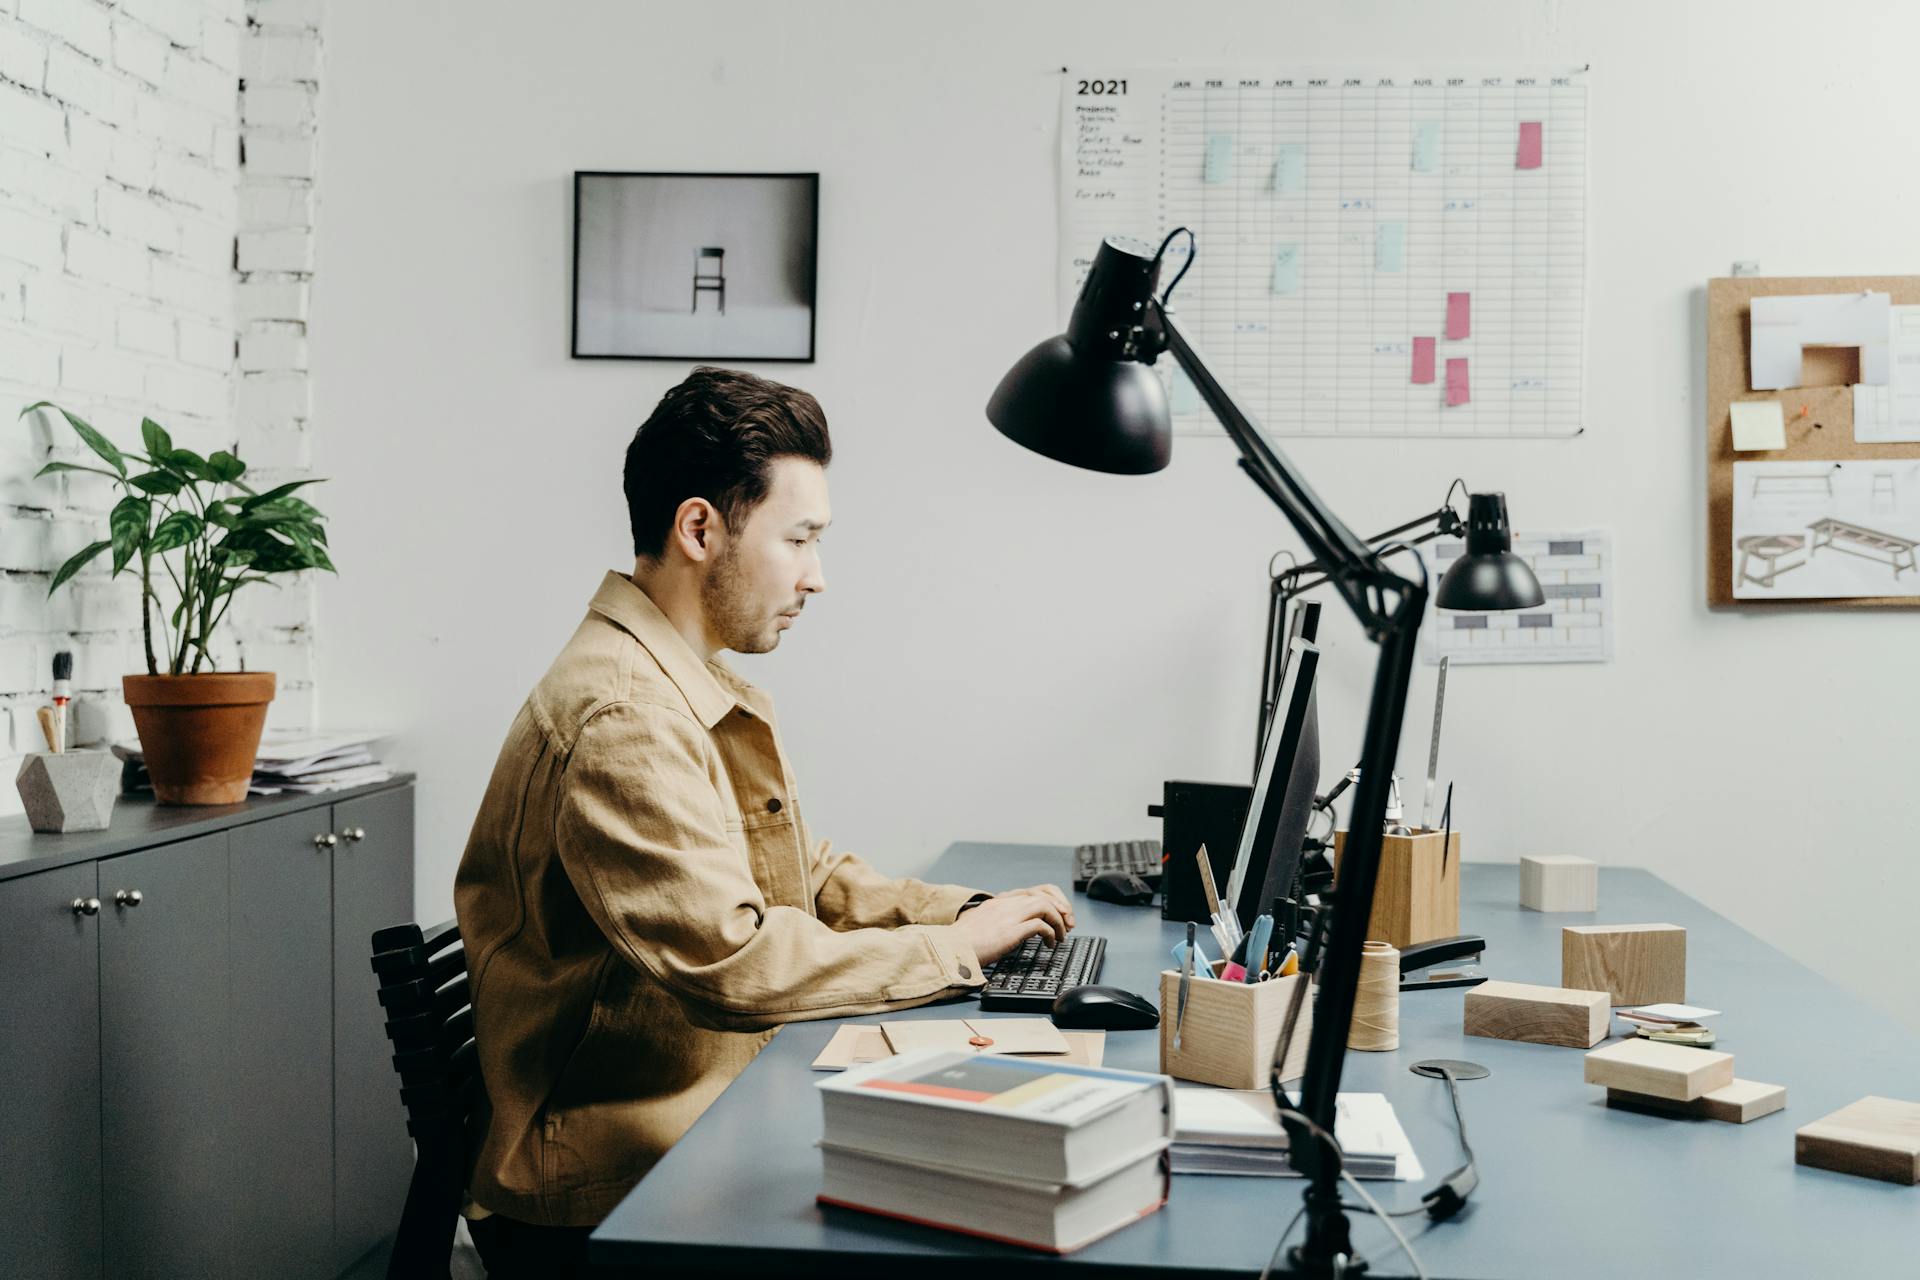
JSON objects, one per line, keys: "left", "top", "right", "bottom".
{"left": 1730, "top": 400, "right": 1786, "bottom": 451}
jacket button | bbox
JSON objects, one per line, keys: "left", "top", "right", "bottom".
{"left": 766, "top": 797, "right": 782, "bottom": 813}
{"left": 958, "top": 964, "right": 973, "bottom": 980}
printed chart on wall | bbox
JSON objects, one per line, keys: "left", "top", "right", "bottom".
{"left": 1062, "top": 68, "right": 1589, "bottom": 437}
{"left": 1420, "top": 530, "right": 1612, "bottom": 665}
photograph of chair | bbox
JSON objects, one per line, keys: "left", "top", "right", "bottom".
{"left": 572, "top": 171, "right": 818, "bottom": 361}
{"left": 1806, "top": 518, "right": 1918, "bottom": 580}
{"left": 1736, "top": 534, "right": 1807, "bottom": 588}
{"left": 692, "top": 246, "right": 725, "bottom": 314}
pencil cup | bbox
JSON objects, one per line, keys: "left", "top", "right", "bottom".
{"left": 1331, "top": 827, "right": 1462, "bottom": 949}
{"left": 15, "top": 750, "right": 121, "bottom": 833}
{"left": 1159, "top": 961, "right": 1312, "bottom": 1090}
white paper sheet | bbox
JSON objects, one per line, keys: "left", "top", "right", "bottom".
{"left": 1749, "top": 291, "right": 1889, "bottom": 390}
{"left": 1853, "top": 305, "right": 1920, "bottom": 443}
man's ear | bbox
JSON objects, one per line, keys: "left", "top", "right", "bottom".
{"left": 670, "top": 497, "right": 719, "bottom": 562}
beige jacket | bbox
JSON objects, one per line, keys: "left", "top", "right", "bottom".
{"left": 454, "top": 571, "right": 986, "bottom": 1225}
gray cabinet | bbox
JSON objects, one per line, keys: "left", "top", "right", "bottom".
{"left": 230, "top": 810, "right": 337, "bottom": 1280}
{"left": 330, "top": 787, "right": 415, "bottom": 1273}
{"left": 0, "top": 863, "right": 104, "bottom": 1280}
{"left": 99, "top": 833, "right": 233, "bottom": 1280}
{"left": 0, "top": 778, "right": 415, "bottom": 1280}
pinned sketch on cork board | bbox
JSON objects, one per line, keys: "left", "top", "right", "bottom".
{"left": 1705, "top": 275, "right": 1920, "bottom": 608}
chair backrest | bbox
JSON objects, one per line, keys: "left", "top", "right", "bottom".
{"left": 696, "top": 246, "right": 724, "bottom": 275}
{"left": 370, "top": 918, "right": 476, "bottom": 1280}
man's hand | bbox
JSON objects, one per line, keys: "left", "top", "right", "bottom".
{"left": 954, "top": 892, "right": 1073, "bottom": 967}
{"left": 996, "top": 883, "right": 1075, "bottom": 932}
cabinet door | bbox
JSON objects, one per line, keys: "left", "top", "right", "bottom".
{"left": 0, "top": 862, "right": 104, "bottom": 1280}
{"left": 331, "top": 787, "right": 416, "bottom": 1272}
{"left": 99, "top": 833, "right": 232, "bottom": 1280}
{"left": 228, "top": 810, "right": 335, "bottom": 1280}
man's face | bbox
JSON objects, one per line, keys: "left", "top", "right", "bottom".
{"left": 701, "top": 457, "right": 830, "bottom": 654}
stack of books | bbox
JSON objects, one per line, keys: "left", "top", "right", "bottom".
{"left": 814, "top": 1047, "right": 1173, "bottom": 1253}
{"left": 1170, "top": 1087, "right": 1422, "bottom": 1181}
{"left": 115, "top": 729, "right": 393, "bottom": 796}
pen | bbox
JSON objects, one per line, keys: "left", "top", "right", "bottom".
{"left": 1243, "top": 914, "right": 1273, "bottom": 984}
{"left": 1175, "top": 922, "right": 1195, "bottom": 1050}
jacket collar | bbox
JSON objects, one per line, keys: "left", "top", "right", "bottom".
{"left": 586, "top": 571, "right": 755, "bottom": 729}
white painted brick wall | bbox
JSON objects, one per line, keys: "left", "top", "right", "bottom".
{"left": 0, "top": 0, "right": 326, "bottom": 817}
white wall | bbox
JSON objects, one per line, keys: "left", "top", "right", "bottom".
{"left": 311, "top": 0, "right": 1920, "bottom": 1032}
{"left": 0, "top": 0, "right": 324, "bottom": 809}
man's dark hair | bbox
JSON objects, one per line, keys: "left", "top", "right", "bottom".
{"left": 624, "top": 367, "right": 832, "bottom": 559}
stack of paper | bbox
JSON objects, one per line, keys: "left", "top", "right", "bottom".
{"left": 115, "top": 729, "right": 395, "bottom": 796}
{"left": 1616, "top": 1003, "right": 1720, "bottom": 1047}
{"left": 1170, "top": 1088, "right": 1422, "bottom": 1181}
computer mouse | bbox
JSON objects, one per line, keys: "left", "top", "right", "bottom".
{"left": 1086, "top": 871, "right": 1156, "bottom": 905}
{"left": 1051, "top": 984, "right": 1160, "bottom": 1031}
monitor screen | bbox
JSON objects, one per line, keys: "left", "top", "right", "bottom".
{"left": 1225, "top": 626, "right": 1322, "bottom": 931}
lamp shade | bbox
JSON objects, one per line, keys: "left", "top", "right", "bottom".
{"left": 1435, "top": 493, "right": 1546, "bottom": 611}
{"left": 986, "top": 236, "right": 1173, "bottom": 475}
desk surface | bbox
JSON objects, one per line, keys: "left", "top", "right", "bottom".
{"left": 592, "top": 843, "right": 1919, "bottom": 1278}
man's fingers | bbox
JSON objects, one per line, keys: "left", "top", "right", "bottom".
{"left": 1023, "top": 896, "right": 1069, "bottom": 941}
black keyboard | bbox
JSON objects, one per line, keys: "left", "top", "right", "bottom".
{"left": 1072, "top": 839, "right": 1163, "bottom": 891}
{"left": 977, "top": 933, "right": 1107, "bottom": 1012}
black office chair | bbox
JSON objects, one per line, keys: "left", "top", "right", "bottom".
{"left": 370, "top": 919, "right": 478, "bottom": 1280}
{"left": 692, "top": 246, "right": 725, "bottom": 314}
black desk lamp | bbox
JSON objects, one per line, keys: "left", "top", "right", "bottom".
{"left": 988, "top": 231, "right": 1540, "bottom": 1276}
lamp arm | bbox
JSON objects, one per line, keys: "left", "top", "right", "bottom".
{"left": 1152, "top": 302, "right": 1430, "bottom": 1277}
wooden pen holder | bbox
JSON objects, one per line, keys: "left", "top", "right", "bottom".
{"left": 1159, "top": 962, "right": 1312, "bottom": 1090}
{"left": 1332, "top": 827, "right": 1462, "bottom": 949}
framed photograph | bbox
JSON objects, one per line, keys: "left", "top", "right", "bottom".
{"left": 571, "top": 171, "right": 819, "bottom": 362}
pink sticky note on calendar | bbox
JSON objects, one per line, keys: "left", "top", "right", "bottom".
{"left": 1517, "top": 122, "right": 1543, "bottom": 170}
{"left": 1445, "top": 358, "right": 1470, "bottom": 406}
{"left": 1446, "top": 292, "right": 1471, "bottom": 340}
{"left": 1411, "top": 337, "right": 1436, "bottom": 384}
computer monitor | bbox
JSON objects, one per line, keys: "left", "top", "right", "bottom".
{"left": 1224, "top": 605, "right": 1323, "bottom": 932}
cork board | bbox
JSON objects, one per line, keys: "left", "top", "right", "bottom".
{"left": 1707, "top": 275, "right": 1920, "bottom": 608}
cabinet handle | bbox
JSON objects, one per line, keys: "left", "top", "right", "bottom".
{"left": 343, "top": 827, "right": 367, "bottom": 843}
{"left": 114, "top": 889, "right": 143, "bottom": 908}
{"left": 314, "top": 833, "right": 339, "bottom": 850}
{"left": 70, "top": 897, "right": 100, "bottom": 917}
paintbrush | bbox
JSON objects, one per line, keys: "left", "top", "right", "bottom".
{"left": 51, "top": 649, "right": 72, "bottom": 754}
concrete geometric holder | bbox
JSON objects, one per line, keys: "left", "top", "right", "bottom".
{"left": 15, "top": 750, "right": 122, "bottom": 833}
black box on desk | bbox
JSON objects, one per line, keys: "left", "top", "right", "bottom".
{"left": 1151, "top": 780, "right": 1251, "bottom": 923}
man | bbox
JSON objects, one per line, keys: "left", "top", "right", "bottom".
{"left": 454, "top": 367, "right": 1073, "bottom": 1275}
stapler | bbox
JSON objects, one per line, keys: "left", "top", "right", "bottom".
{"left": 1398, "top": 934, "right": 1488, "bottom": 991}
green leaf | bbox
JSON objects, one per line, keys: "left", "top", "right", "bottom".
{"left": 47, "top": 539, "right": 110, "bottom": 595}
{"left": 240, "top": 479, "right": 323, "bottom": 511}
{"left": 209, "top": 544, "right": 256, "bottom": 568}
{"left": 204, "top": 500, "right": 240, "bottom": 529}
{"left": 23, "top": 402, "right": 125, "bottom": 478}
{"left": 164, "top": 447, "right": 215, "bottom": 481}
{"left": 149, "top": 510, "right": 203, "bottom": 553}
{"left": 207, "top": 450, "right": 245, "bottom": 483}
{"left": 129, "top": 471, "right": 184, "bottom": 496}
{"left": 109, "top": 495, "right": 151, "bottom": 574}
{"left": 34, "top": 461, "right": 122, "bottom": 481}
{"left": 140, "top": 417, "right": 173, "bottom": 459}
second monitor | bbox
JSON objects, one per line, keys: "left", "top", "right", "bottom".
{"left": 1225, "top": 601, "right": 1324, "bottom": 933}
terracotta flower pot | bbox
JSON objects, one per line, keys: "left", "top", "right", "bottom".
{"left": 122, "top": 672, "right": 276, "bottom": 805}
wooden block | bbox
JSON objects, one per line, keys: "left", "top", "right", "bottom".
{"left": 1159, "top": 966, "right": 1311, "bottom": 1091}
{"left": 1519, "top": 855, "right": 1597, "bottom": 912}
{"left": 1795, "top": 1096, "right": 1920, "bottom": 1184}
{"left": 1463, "top": 980, "right": 1609, "bottom": 1049}
{"left": 1606, "top": 1078, "right": 1787, "bottom": 1124}
{"left": 1584, "top": 1038, "right": 1734, "bottom": 1102}
{"left": 1332, "top": 827, "right": 1460, "bottom": 948}
{"left": 1562, "top": 923, "right": 1685, "bottom": 1004}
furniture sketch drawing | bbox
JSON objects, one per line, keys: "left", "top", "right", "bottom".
{"left": 1736, "top": 534, "right": 1807, "bottom": 588}
{"left": 692, "top": 246, "right": 725, "bottom": 314}
{"left": 1752, "top": 469, "right": 1837, "bottom": 501}
{"left": 1871, "top": 470, "right": 1896, "bottom": 511}
{"left": 1807, "top": 517, "right": 1918, "bottom": 579}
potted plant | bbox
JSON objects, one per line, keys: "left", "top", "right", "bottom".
{"left": 23, "top": 402, "right": 334, "bottom": 804}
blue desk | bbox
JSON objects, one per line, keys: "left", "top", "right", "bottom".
{"left": 591, "top": 843, "right": 1918, "bottom": 1276}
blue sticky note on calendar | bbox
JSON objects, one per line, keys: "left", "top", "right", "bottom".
{"left": 1203, "top": 133, "right": 1234, "bottom": 184}
{"left": 1170, "top": 368, "right": 1201, "bottom": 414}
{"left": 1270, "top": 143, "right": 1306, "bottom": 194}
{"left": 1375, "top": 222, "right": 1406, "bottom": 273}
{"left": 1412, "top": 121, "right": 1441, "bottom": 173}
{"left": 1270, "top": 244, "right": 1301, "bottom": 295}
